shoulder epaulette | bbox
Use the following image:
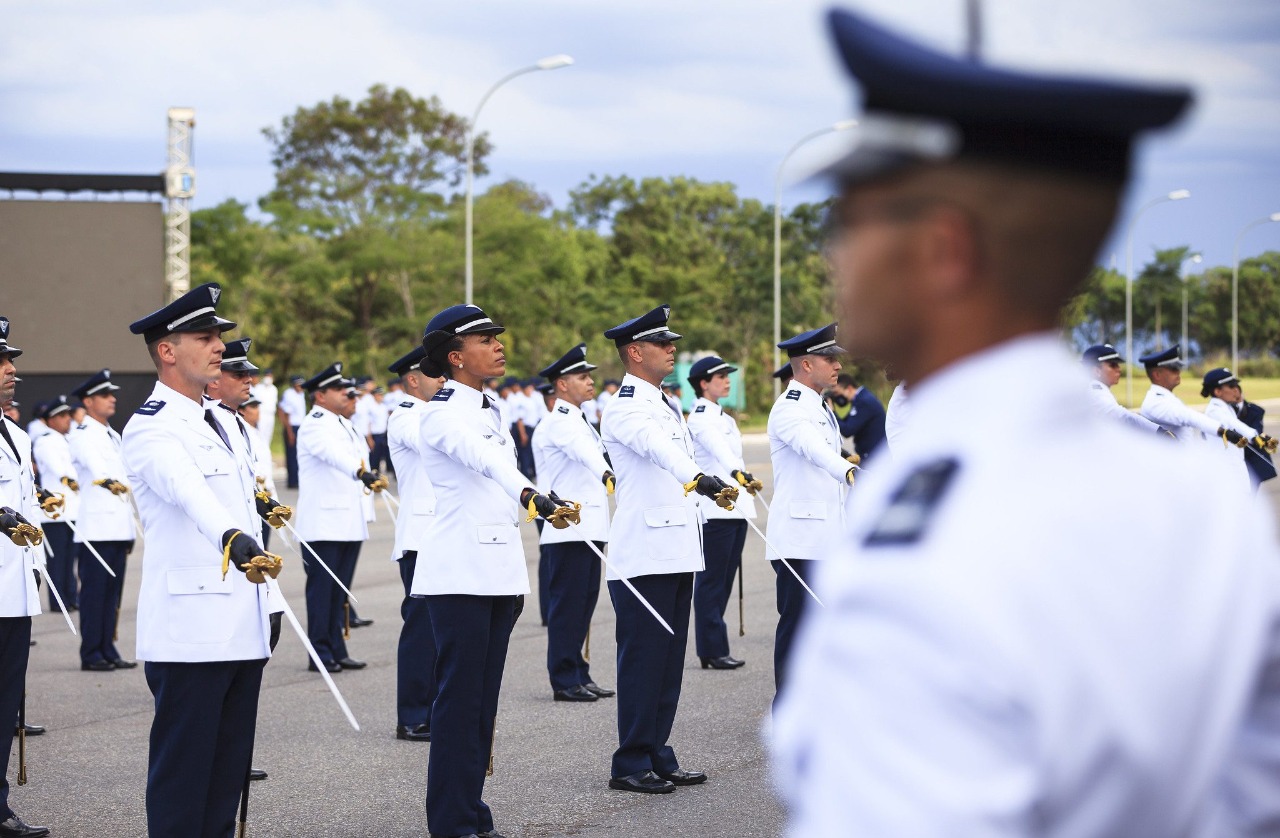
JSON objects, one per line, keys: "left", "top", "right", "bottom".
{"left": 785, "top": 390, "right": 801, "bottom": 401}
{"left": 557, "top": 405, "right": 570, "bottom": 414}
{"left": 431, "top": 388, "right": 454, "bottom": 402}
{"left": 618, "top": 385, "right": 635, "bottom": 398}
{"left": 135, "top": 399, "right": 166, "bottom": 416}
{"left": 310, "top": 410, "right": 323, "bottom": 418}
{"left": 400, "top": 401, "right": 414, "bottom": 409}
{"left": 864, "top": 458, "right": 960, "bottom": 547}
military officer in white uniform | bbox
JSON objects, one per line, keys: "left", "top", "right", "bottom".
{"left": 685, "top": 355, "right": 758, "bottom": 671}
{"left": 1201, "top": 367, "right": 1276, "bottom": 489}
{"left": 248, "top": 368, "right": 277, "bottom": 452}
{"left": 295, "top": 362, "right": 381, "bottom": 673}
{"left": 0, "top": 317, "right": 50, "bottom": 838}
{"left": 32, "top": 395, "right": 80, "bottom": 611}
{"left": 1081, "top": 344, "right": 1162, "bottom": 433}
{"left": 767, "top": 323, "right": 856, "bottom": 697}
{"left": 278, "top": 375, "right": 306, "bottom": 489}
{"left": 1139, "top": 345, "right": 1248, "bottom": 449}
{"left": 68, "top": 368, "right": 136, "bottom": 672}
{"left": 532, "top": 342, "right": 616, "bottom": 703}
{"left": 411, "top": 303, "right": 576, "bottom": 838}
{"left": 385, "top": 345, "right": 443, "bottom": 743}
{"left": 123, "top": 283, "right": 281, "bottom": 838}
{"left": 600, "top": 304, "right": 737, "bottom": 795}
{"left": 773, "top": 11, "right": 1280, "bottom": 835}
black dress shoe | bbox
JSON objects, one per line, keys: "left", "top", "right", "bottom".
{"left": 349, "top": 617, "right": 374, "bottom": 628}
{"left": 19, "top": 723, "right": 44, "bottom": 736}
{"left": 81, "top": 660, "right": 114, "bottom": 672}
{"left": 0, "top": 814, "right": 50, "bottom": 837}
{"left": 249, "top": 768, "right": 268, "bottom": 781}
{"left": 699, "top": 655, "right": 745, "bottom": 670}
{"left": 337, "top": 657, "right": 367, "bottom": 670}
{"left": 308, "top": 660, "right": 342, "bottom": 674}
{"left": 107, "top": 658, "right": 138, "bottom": 669}
{"left": 553, "top": 685, "right": 597, "bottom": 702}
{"left": 609, "top": 770, "right": 675, "bottom": 794}
{"left": 396, "top": 723, "right": 431, "bottom": 741}
{"left": 657, "top": 768, "right": 707, "bottom": 786}
{"left": 582, "top": 681, "right": 615, "bottom": 698}
{"left": 477, "top": 831, "right": 508, "bottom": 838}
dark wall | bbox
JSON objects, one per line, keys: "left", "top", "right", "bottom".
{"left": 11, "top": 372, "right": 154, "bottom": 434}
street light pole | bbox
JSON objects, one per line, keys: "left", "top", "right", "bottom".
{"left": 773, "top": 120, "right": 857, "bottom": 397}
{"left": 464, "top": 54, "right": 573, "bottom": 305}
{"left": 1180, "top": 252, "right": 1200, "bottom": 364}
{"left": 1124, "top": 189, "right": 1189, "bottom": 405}
{"left": 1231, "top": 212, "right": 1280, "bottom": 371}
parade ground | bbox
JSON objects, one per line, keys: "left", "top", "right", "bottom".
{"left": 17, "top": 437, "right": 789, "bottom": 838}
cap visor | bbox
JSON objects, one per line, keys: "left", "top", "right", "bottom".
{"left": 0, "top": 346, "right": 22, "bottom": 359}
{"left": 636, "top": 330, "right": 683, "bottom": 343}
{"left": 221, "top": 360, "right": 260, "bottom": 372}
{"left": 175, "top": 314, "right": 238, "bottom": 334}
{"left": 811, "top": 344, "right": 848, "bottom": 356}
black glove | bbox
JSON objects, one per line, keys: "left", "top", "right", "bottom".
{"left": 1219, "top": 427, "right": 1248, "bottom": 448}
{"left": 254, "top": 490, "right": 293, "bottom": 529}
{"left": 731, "top": 469, "right": 763, "bottom": 495}
{"left": 60, "top": 476, "right": 80, "bottom": 492}
{"left": 840, "top": 448, "right": 862, "bottom": 466}
{"left": 36, "top": 486, "right": 64, "bottom": 518}
{"left": 269, "top": 612, "right": 282, "bottom": 652}
{"left": 520, "top": 489, "right": 580, "bottom": 528}
{"left": 0, "top": 507, "right": 42, "bottom": 547}
{"left": 93, "top": 477, "right": 129, "bottom": 495}
{"left": 602, "top": 471, "right": 616, "bottom": 495}
{"left": 220, "top": 529, "right": 281, "bottom": 583}
{"left": 686, "top": 473, "right": 738, "bottom": 510}
{"left": 357, "top": 467, "right": 388, "bottom": 492}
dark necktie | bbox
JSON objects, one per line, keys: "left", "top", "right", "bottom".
{"left": 0, "top": 419, "right": 20, "bottom": 464}
{"left": 203, "top": 409, "right": 233, "bottom": 452}
{"left": 482, "top": 396, "right": 492, "bottom": 409}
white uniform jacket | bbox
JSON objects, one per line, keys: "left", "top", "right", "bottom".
{"left": 0, "top": 418, "right": 42, "bottom": 617}
{"left": 687, "top": 397, "right": 757, "bottom": 522}
{"left": 1086, "top": 380, "right": 1162, "bottom": 434}
{"left": 207, "top": 399, "right": 264, "bottom": 496}
{"left": 123, "top": 382, "right": 272, "bottom": 663}
{"left": 68, "top": 415, "right": 135, "bottom": 542}
{"left": 1140, "top": 384, "right": 1221, "bottom": 444}
{"left": 409, "top": 381, "right": 531, "bottom": 597}
{"left": 1205, "top": 397, "right": 1258, "bottom": 486}
{"left": 600, "top": 373, "right": 704, "bottom": 580}
{"left": 387, "top": 394, "right": 437, "bottom": 561}
{"left": 32, "top": 429, "right": 79, "bottom": 523}
{"left": 773, "top": 334, "right": 1279, "bottom": 837}
{"left": 278, "top": 386, "right": 306, "bottom": 427}
{"left": 766, "top": 382, "right": 850, "bottom": 561}
{"left": 249, "top": 379, "right": 278, "bottom": 448}
{"left": 295, "top": 405, "right": 369, "bottom": 543}
{"left": 533, "top": 398, "right": 611, "bottom": 545}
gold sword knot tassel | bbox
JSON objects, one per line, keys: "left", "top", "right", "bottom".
{"left": 8, "top": 522, "right": 43, "bottom": 548}
{"left": 39, "top": 492, "right": 65, "bottom": 519}
{"left": 545, "top": 502, "right": 582, "bottom": 530}
{"left": 240, "top": 553, "right": 285, "bottom": 585}
{"left": 713, "top": 486, "right": 739, "bottom": 511}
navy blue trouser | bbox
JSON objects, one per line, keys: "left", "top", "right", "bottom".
{"left": 78, "top": 539, "right": 129, "bottom": 665}
{"left": 609, "top": 571, "right": 693, "bottom": 778}
{"left": 0, "top": 617, "right": 31, "bottom": 821}
{"left": 303, "top": 540, "right": 358, "bottom": 664}
{"left": 693, "top": 519, "right": 747, "bottom": 659}
{"left": 771, "top": 558, "right": 816, "bottom": 699}
{"left": 337, "top": 540, "right": 363, "bottom": 624}
{"left": 144, "top": 658, "right": 266, "bottom": 838}
{"left": 285, "top": 425, "right": 300, "bottom": 488}
{"left": 397, "top": 552, "right": 437, "bottom": 728}
{"left": 545, "top": 540, "right": 602, "bottom": 691}
{"left": 370, "top": 432, "right": 391, "bottom": 474}
{"left": 42, "top": 521, "right": 77, "bottom": 610}
{"left": 425, "top": 594, "right": 515, "bottom": 838}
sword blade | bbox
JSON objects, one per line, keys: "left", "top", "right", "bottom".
{"left": 379, "top": 492, "right": 398, "bottom": 524}
{"left": 381, "top": 489, "right": 400, "bottom": 508}
{"left": 562, "top": 520, "right": 674, "bottom": 635}
{"left": 745, "top": 519, "right": 825, "bottom": 608}
{"left": 279, "top": 519, "right": 358, "bottom": 604}
{"left": 29, "top": 547, "right": 77, "bottom": 634}
{"left": 264, "top": 576, "right": 360, "bottom": 731}
{"left": 753, "top": 492, "right": 771, "bottom": 514}
{"left": 61, "top": 518, "right": 116, "bottom": 578}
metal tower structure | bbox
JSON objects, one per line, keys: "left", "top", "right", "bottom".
{"left": 164, "top": 107, "right": 196, "bottom": 302}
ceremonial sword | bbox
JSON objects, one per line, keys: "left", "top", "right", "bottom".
{"left": 560, "top": 519, "right": 674, "bottom": 635}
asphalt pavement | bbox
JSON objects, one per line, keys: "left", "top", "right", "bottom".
{"left": 14, "top": 437, "right": 788, "bottom": 838}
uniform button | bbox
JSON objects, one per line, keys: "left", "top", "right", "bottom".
{"left": 491, "top": 536, "right": 498, "bottom": 542}
{"left": 198, "top": 584, "right": 205, "bottom": 590}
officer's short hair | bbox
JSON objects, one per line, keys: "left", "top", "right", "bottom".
{"left": 836, "top": 373, "right": 858, "bottom": 389}
{"left": 430, "top": 335, "right": 466, "bottom": 379}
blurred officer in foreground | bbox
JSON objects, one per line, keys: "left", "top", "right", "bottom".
{"left": 295, "top": 363, "right": 378, "bottom": 673}
{"left": 767, "top": 324, "right": 856, "bottom": 697}
{"left": 0, "top": 317, "right": 49, "bottom": 838}
{"left": 32, "top": 396, "right": 80, "bottom": 611}
{"left": 772, "top": 9, "right": 1280, "bottom": 835}
{"left": 123, "top": 283, "right": 280, "bottom": 837}
{"left": 411, "top": 304, "right": 577, "bottom": 838}
{"left": 1081, "top": 343, "right": 1161, "bottom": 433}
{"left": 68, "top": 368, "right": 136, "bottom": 672}
{"left": 685, "top": 355, "right": 756, "bottom": 671}
{"left": 601, "top": 304, "right": 733, "bottom": 795}
{"left": 1139, "top": 346, "right": 1250, "bottom": 449}
{"left": 385, "top": 345, "right": 443, "bottom": 742}
{"left": 1201, "top": 367, "right": 1277, "bottom": 491}
{"left": 532, "top": 343, "right": 615, "bottom": 703}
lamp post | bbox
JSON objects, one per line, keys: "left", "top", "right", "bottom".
{"left": 1125, "top": 189, "right": 1190, "bottom": 405}
{"left": 1180, "top": 252, "right": 1200, "bottom": 364}
{"left": 464, "top": 54, "right": 573, "bottom": 304}
{"left": 773, "top": 120, "right": 858, "bottom": 396}
{"left": 1231, "top": 212, "right": 1280, "bottom": 370}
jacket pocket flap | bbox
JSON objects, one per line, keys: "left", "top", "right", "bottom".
{"left": 166, "top": 566, "right": 234, "bottom": 595}
{"left": 320, "top": 494, "right": 350, "bottom": 510}
{"left": 412, "top": 498, "right": 436, "bottom": 516}
{"left": 789, "top": 501, "right": 828, "bottom": 520}
{"left": 476, "top": 525, "right": 513, "bottom": 545}
{"left": 643, "top": 506, "right": 688, "bottom": 528}
{"left": 192, "top": 450, "right": 230, "bottom": 476}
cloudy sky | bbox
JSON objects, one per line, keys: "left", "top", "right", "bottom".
{"left": 3, "top": 0, "right": 1278, "bottom": 269}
